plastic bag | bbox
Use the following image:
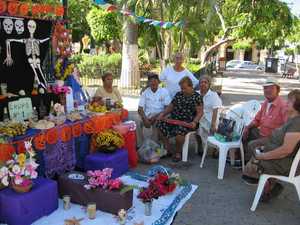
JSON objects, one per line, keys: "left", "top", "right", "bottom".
{"left": 138, "top": 139, "right": 166, "bottom": 164}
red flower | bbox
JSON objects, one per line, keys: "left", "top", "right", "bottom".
{"left": 31, "top": 4, "right": 41, "bottom": 16}
{"left": 0, "top": 1, "right": 7, "bottom": 14}
{"left": 19, "top": 3, "right": 29, "bottom": 16}
{"left": 7, "top": 2, "right": 19, "bottom": 15}
{"left": 55, "top": 6, "right": 64, "bottom": 17}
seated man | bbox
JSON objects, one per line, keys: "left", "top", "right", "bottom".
{"left": 243, "top": 77, "right": 288, "bottom": 160}
{"left": 242, "top": 90, "right": 300, "bottom": 201}
{"left": 137, "top": 73, "right": 171, "bottom": 146}
{"left": 197, "top": 75, "right": 222, "bottom": 150}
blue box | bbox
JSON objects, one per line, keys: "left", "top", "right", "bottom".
{"left": 84, "top": 148, "right": 129, "bottom": 178}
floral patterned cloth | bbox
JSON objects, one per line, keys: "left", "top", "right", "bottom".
{"left": 157, "top": 91, "right": 203, "bottom": 138}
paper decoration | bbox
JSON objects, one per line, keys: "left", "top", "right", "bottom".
{"left": 8, "top": 98, "right": 33, "bottom": 122}
{"left": 93, "top": 0, "right": 184, "bottom": 29}
{"left": 95, "top": 0, "right": 107, "bottom": 5}
{"left": 0, "top": 0, "right": 64, "bottom": 18}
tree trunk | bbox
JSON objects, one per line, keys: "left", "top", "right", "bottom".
{"left": 120, "top": 19, "right": 140, "bottom": 89}
{"left": 201, "top": 38, "right": 233, "bottom": 67}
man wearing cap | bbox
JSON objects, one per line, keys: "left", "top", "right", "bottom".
{"left": 137, "top": 73, "right": 171, "bottom": 146}
{"left": 243, "top": 77, "right": 288, "bottom": 160}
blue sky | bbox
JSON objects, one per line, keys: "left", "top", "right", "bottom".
{"left": 282, "top": 0, "right": 300, "bottom": 15}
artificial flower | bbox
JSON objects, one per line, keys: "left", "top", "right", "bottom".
{"left": 1, "top": 176, "right": 9, "bottom": 186}
{"left": 12, "top": 165, "right": 21, "bottom": 175}
{"left": 14, "top": 175, "right": 23, "bottom": 185}
{"left": 0, "top": 167, "right": 8, "bottom": 178}
{"left": 18, "top": 153, "right": 26, "bottom": 167}
{"left": 24, "top": 141, "right": 32, "bottom": 151}
{"left": 30, "top": 171, "right": 38, "bottom": 179}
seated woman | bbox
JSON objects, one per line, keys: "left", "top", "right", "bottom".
{"left": 197, "top": 75, "right": 222, "bottom": 150}
{"left": 156, "top": 76, "right": 203, "bottom": 162}
{"left": 94, "top": 72, "right": 122, "bottom": 104}
{"left": 94, "top": 72, "right": 128, "bottom": 119}
{"left": 242, "top": 89, "right": 300, "bottom": 201}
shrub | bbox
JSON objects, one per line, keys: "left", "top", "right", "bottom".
{"left": 71, "top": 53, "right": 122, "bottom": 78}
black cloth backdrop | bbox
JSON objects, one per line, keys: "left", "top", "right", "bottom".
{"left": 0, "top": 17, "right": 53, "bottom": 94}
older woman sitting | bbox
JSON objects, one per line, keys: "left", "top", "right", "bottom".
{"left": 94, "top": 71, "right": 122, "bottom": 104}
{"left": 242, "top": 89, "right": 300, "bottom": 202}
{"left": 197, "top": 75, "right": 222, "bottom": 150}
{"left": 156, "top": 76, "right": 203, "bottom": 162}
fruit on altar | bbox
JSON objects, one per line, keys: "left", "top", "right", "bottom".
{"left": 0, "top": 122, "right": 28, "bottom": 137}
{"left": 88, "top": 96, "right": 107, "bottom": 113}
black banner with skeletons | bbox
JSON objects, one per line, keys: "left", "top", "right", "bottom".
{"left": 0, "top": 16, "right": 53, "bottom": 94}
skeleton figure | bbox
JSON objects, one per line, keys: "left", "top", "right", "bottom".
{"left": 3, "top": 20, "right": 50, "bottom": 89}
{"left": 15, "top": 20, "right": 24, "bottom": 35}
{"left": 3, "top": 18, "right": 14, "bottom": 34}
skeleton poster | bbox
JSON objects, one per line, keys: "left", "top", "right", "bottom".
{"left": 0, "top": 16, "right": 52, "bottom": 94}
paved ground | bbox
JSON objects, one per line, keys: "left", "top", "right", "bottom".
{"left": 125, "top": 71, "right": 300, "bottom": 225}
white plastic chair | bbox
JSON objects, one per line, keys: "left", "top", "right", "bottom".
{"left": 182, "top": 131, "right": 198, "bottom": 162}
{"left": 200, "top": 108, "right": 245, "bottom": 179}
{"left": 250, "top": 147, "right": 300, "bottom": 211}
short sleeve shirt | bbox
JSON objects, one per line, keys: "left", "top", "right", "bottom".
{"left": 170, "top": 91, "right": 203, "bottom": 122}
{"left": 265, "top": 116, "right": 300, "bottom": 154}
{"left": 160, "top": 66, "right": 198, "bottom": 98}
{"left": 201, "top": 89, "right": 222, "bottom": 124}
{"left": 138, "top": 87, "right": 171, "bottom": 117}
{"left": 94, "top": 86, "right": 122, "bottom": 103}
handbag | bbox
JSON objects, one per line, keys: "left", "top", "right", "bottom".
{"left": 216, "top": 117, "right": 236, "bottom": 141}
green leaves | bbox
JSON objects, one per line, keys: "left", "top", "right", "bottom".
{"left": 86, "top": 7, "right": 121, "bottom": 44}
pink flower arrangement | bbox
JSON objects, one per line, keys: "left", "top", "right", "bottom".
{"left": 51, "top": 85, "right": 70, "bottom": 95}
{"left": 84, "top": 168, "right": 123, "bottom": 191}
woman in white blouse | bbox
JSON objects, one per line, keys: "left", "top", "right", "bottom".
{"left": 160, "top": 52, "right": 198, "bottom": 98}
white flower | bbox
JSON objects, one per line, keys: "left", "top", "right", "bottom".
{"left": 14, "top": 176, "right": 23, "bottom": 185}
{"left": 84, "top": 184, "right": 91, "bottom": 190}
{"left": 24, "top": 141, "right": 32, "bottom": 151}
{"left": 1, "top": 176, "right": 9, "bottom": 186}
{"left": 0, "top": 167, "right": 8, "bottom": 178}
{"left": 12, "top": 165, "right": 21, "bottom": 175}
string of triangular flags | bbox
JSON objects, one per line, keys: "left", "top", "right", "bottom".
{"left": 94, "top": 0, "right": 185, "bottom": 29}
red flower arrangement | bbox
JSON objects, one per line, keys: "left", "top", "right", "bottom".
{"left": 137, "top": 172, "right": 179, "bottom": 203}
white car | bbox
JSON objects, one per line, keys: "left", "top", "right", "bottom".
{"left": 226, "top": 60, "right": 264, "bottom": 71}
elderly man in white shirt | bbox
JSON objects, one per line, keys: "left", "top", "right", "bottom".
{"left": 160, "top": 52, "right": 198, "bottom": 98}
{"left": 137, "top": 73, "right": 171, "bottom": 146}
{"left": 197, "top": 75, "right": 222, "bottom": 150}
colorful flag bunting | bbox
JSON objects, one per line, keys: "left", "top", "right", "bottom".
{"left": 93, "top": 1, "right": 184, "bottom": 29}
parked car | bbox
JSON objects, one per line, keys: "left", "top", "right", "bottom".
{"left": 226, "top": 60, "right": 264, "bottom": 71}
{"left": 226, "top": 60, "right": 243, "bottom": 68}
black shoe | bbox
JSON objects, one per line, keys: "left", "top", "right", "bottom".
{"left": 242, "top": 175, "right": 259, "bottom": 185}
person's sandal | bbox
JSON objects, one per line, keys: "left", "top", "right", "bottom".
{"left": 172, "top": 154, "right": 181, "bottom": 163}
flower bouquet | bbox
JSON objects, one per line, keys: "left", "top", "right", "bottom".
{"left": 2, "top": 140, "right": 39, "bottom": 193}
{"left": 138, "top": 171, "right": 185, "bottom": 216}
{"left": 91, "top": 129, "right": 124, "bottom": 153}
{"left": 54, "top": 58, "right": 74, "bottom": 81}
{"left": 84, "top": 168, "right": 123, "bottom": 191}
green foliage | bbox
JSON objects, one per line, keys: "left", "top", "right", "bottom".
{"left": 68, "top": 0, "right": 92, "bottom": 42}
{"left": 71, "top": 53, "right": 122, "bottom": 78}
{"left": 285, "top": 48, "right": 295, "bottom": 56}
{"left": 232, "top": 40, "right": 252, "bottom": 50}
{"left": 86, "top": 7, "right": 121, "bottom": 45}
{"left": 186, "top": 63, "right": 200, "bottom": 73}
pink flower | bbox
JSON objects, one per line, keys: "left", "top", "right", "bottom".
{"left": 21, "top": 179, "right": 32, "bottom": 187}
{"left": 109, "top": 179, "right": 122, "bottom": 190}
{"left": 30, "top": 171, "right": 38, "bottom": 179}
{"left": 24, "top": 141, "right": 32, "bottom": 150}
{"left": 14, "top": 175, "right": 23, "bottom": 185}
{"left": 87, "top": 171, "right": 95, "bottom": 177}
{"left": 102, "top": 168, "right": 113, "bottom": 178}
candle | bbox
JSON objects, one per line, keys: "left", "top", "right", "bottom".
{"left": 63, "top": 195, "right": 71, "bottom": 210}
{"left": 87, "top": 202, "right": 96, "bottom": 220}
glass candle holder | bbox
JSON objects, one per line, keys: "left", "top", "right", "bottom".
{"left": 63, "top": 195, "right": 71, "bottom": 210}
{"left": 87, "top": 202, "right": 96, "bottom": 220}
